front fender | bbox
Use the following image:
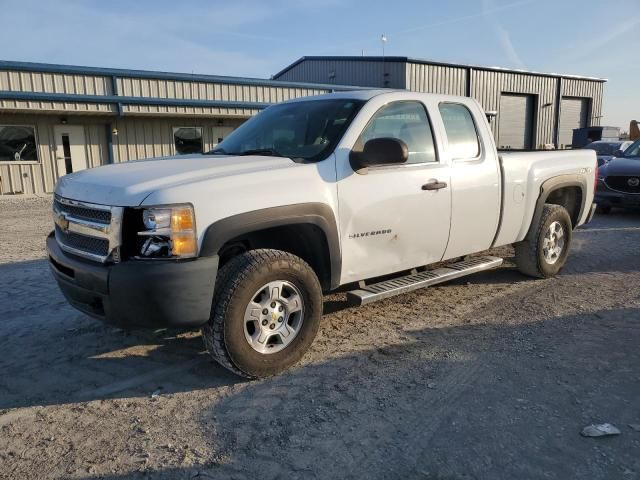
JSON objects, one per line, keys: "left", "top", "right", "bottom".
{"left": 199, "top": 203, "right": 341, "bottom": 289}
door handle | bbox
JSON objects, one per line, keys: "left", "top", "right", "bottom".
{"left": 422, "top": 180, "right": 448, "bottom": 191}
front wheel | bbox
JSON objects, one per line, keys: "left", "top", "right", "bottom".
{"left": 202, "top": 249, "right": 322, "bottom": 379}
{"left": 515, "top": 204, "right": 573, "bottom": 278}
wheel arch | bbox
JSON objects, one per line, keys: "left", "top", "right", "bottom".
{"left": 525, "top": 174, "right": 588, "bottom": 238}
{"left": 200, "top": 203, "right": 341, "bottom": 291}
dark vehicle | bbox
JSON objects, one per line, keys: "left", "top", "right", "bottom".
{"left": 585, "top": 140, "right": 633, "bottom": 167}
{"left": 595, "top": 139, "right": 640, "bottom": 213}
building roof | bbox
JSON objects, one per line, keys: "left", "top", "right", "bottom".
{"left": 274, "top": 56, "right": 608, "bottom": 83}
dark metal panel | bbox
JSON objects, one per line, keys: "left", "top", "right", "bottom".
{"left": 275, "top": 56, "right": 606, "bottom": 82}
{"left": 276, "top": 58, "right": 405, "bottom": 88}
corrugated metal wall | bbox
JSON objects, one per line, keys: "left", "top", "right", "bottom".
{"left": 275, "top": 59, "right": 406, "bottom": 89}
{"left": 123, "top": 104, "right": 261, "bottom": 118}
{"left": 0, "top": 60, "right": 606, "bottom": 195}
{"left": 562, "top": 78, "right": 603, "bottom": 127}
{"left": 118, "top": 77, "right": 327, "bottom": 104}
{"left": 277, "top": 58, "right": 605, "bottom": 150}
{"left": 406, "top": 63, "right": 467, "bottom": 95}
{"left": 0, "top": 69, "right": 116, "bottom": 113}
{"left": 470, "top": 69, "right": 558, "bottom": 148}
{"left": 0, "top": 114, "right": 245, "bottom": 194}
{"left": 0, "top": 67, "right": 330, "bottom": 117}
{"left": 111, "top": 117, "right": 244, "bottom": 162}
{"left": 0, "top": 63, "right": 342, "bottom": 195}
{"left": 0, "top": 69, "right": 113, "bottom": 95}
{"left": 0, "top": 115, "right": 109, "bottom": 195}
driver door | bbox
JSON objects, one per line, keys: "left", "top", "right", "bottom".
{"left": 336, "top": 99, "right": 452, "bottom": 284}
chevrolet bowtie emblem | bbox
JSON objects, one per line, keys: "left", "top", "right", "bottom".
{"left": 54, "top": 211, "right": 70, "bottom": 233}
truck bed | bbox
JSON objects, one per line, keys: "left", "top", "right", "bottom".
{"left": 493, "top": 149, "right": 597, "bottom": 247}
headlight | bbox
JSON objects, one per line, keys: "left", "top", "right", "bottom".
{"left": 138, "top": 205, "right": 197, "bottom": 258}
{"left": 142, "top": 209, "right": 171, "bottom": 230}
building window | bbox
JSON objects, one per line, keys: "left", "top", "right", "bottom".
{"left": 173, "top": 127, "right": 203, "bottom": 154}
{"left": 438, "top": 103, "right": 481, "bottom": 159}
{"left": 0, "top": 126, "right": 39, "bottom": 163}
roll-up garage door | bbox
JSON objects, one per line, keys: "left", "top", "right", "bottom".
{"left": 559, "top": 97, "right": 589, "bottom": 148}
{"left": 498, "top": 94, "right": 534, "bottom": 150}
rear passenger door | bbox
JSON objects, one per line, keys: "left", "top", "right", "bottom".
{"left": 438, "top": 102, "right": 501, "bottom": 260}
{"left": 336, "top": 99, "right": 452, "bottom": 284}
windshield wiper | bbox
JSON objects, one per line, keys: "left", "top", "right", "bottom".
{"left": 208, "top": 148, "right": 228, "bottom": 155}
{"left": 237, "top": 148, "right": 282, "bottom": 157}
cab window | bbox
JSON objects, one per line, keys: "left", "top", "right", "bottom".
{"left": 438, "top": 103, "right": 481, "bottom": 159}
{"left": 358, "top": 101, "right": 437, "bottom": 164}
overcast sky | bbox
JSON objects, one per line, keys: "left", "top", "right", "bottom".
{"left": 0, "top": 0, "right": 637, "bottom": 129}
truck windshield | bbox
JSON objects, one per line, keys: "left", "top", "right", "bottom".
{"left": 209, "top": 99, "right": 365, "bottom": 161}
{"left": 584, "top": 142, "right": 622, "bottom": 155}
{"left": 623, "top": 139, "right": 640, "bottom": 158}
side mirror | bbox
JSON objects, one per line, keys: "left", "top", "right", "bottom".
{"left": 613, "top": 149, "right": 624, "bottom": 157}
{"left": 350, "top": 138, "right": 409, "bottom": 171}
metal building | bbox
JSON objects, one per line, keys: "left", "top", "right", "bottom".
{"left": 274, "top": 56, "right": 606, "bottom": 151}
{"left": 0, "top": 56, "right": 606, "bottom": 196}
{"left": 0, "top": 61, "right": 350, "bottom": 195}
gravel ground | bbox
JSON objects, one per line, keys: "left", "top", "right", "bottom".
{"left": 1, "top": 196, "right": 639, "bottom": 480}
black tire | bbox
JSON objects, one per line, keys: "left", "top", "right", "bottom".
{"left": 202, "top": 249, "right": 322, "bottom": 379}
{"left": 514, "top": 204, "right": 573, "bottom": 279}
{"left": 596, "top": 205, "right": 611, "bottom": 214}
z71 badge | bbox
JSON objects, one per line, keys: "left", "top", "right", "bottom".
{"left": 348, "top": 229, "right": 392, "bottom": 239}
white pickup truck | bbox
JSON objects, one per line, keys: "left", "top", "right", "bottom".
{"left": 48, "top": 90, "right": 597, "bottom": 378}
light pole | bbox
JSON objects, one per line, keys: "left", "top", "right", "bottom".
{"left": 381, "top": 34, "right": 388, "bottom": 87}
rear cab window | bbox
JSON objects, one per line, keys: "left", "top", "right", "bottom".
{"left": 438, "top": 103, "right": 481, "bottom": 160}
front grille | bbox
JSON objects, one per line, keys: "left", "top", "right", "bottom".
{"left": 53, "top": 196, "right": 122, "bottom": 263}
{"left": 605, "top": 176, "right": 640, "bottom": 194}
{"left": 54, "top": 198, "right": 111, "bottom": 224}
{"left": 55, "top": 225, "right": 109, "bottom": 256}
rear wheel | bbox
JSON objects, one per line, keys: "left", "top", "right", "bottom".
{"left": 515, "top": 204, "right": 572, "bottom": 278}
{"left": 202, "top": 249, "right": 322, "bottom": 379}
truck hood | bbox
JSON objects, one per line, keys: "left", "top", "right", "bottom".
{"left": 600, "top": 157, "right": 640, "bottom": 177}
{"left": 55, "top": 154, "right": 297, "bottom": 206}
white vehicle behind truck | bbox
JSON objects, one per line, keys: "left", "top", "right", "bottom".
{"left": 48, "top": 90, "right": 597, "bottom": 378}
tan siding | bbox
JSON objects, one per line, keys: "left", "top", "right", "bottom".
{"left": 0, "top": 116, "right": 110, "bottom": 194}
{"left": 114, "top": 76, "right": 329, "bottom": 104}
{"left": 120, "top": 104, "right": 260, "bottom": 117}
{"left": 111, "top": 117, "right": 245, "bottom": 163}
{"left": 0, "top": 100, "right": 117, "bottom": 114}
{"left": 0, "top": 70, "right": 112, "bottom": 95}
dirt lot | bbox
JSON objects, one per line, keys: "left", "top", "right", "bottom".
{"left": 1, "top": 196, "right": 639, "bottom": 480}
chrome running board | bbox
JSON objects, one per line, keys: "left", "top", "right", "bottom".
{"left": 347, "top": 256, "right": 504, "bottom": 306}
